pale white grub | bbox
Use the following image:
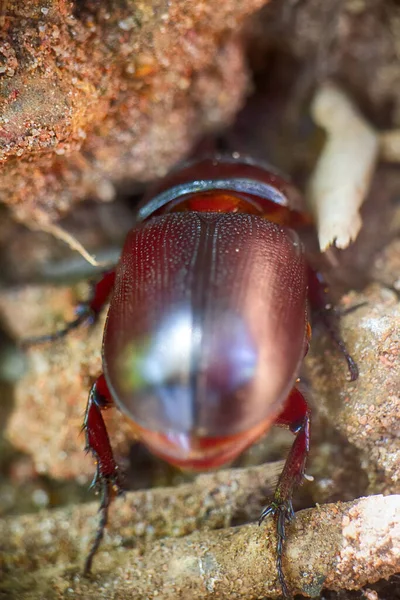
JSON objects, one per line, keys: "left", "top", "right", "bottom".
{"left": 307, "top": 82, "right": 379, "bottom": 251}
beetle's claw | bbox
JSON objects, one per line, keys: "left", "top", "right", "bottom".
{"left": 89, "top": 465, "right": 101, "bottom": 491}
{"left": 346, "top": 354, "right": 359, "bottom": 381}
{"left": 259, "top": 498, "right": 295, "bottom": 526}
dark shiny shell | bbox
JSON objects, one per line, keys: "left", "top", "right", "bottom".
{"left": 103, "top": 212, "right": 308, "bottom": 437}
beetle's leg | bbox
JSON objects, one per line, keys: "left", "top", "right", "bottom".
{"left": 83, "top": 373, "right": 122, "bottom": 575}
{"left": 259, "top": 387, "right": 310, "bottom": 599}
{"left": 24, "top": 269, "right": 116, "bottom": 345}
{"left": 307, "top": 266, "right": 358, "bottom": 381}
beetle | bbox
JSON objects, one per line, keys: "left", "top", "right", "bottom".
{"left": 30, "top": 154, "right": 358, "bottom": 597}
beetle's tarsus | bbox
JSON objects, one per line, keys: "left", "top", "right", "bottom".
{"left": 83, "top": 477, "right": 111, "bottom": 576}
{"left": 22, "top": 269, "right": 116, "bottom": 348}
{"left": 307, "top": 267, "right": 359, "bottom": 381}
{"left": 259, "top": 498, "right": 295, "bottom": 599}
{"left": 338, "top": 301, "right": 368, "bottom": 317}
{"left": 84, "top": 468, "right": 124, "bottom": 575}
{"left": 22, "top": 310, "right": 93, "bottom": 347}
{"left": 330, "top": 331, "right": 358, "bottom": 381}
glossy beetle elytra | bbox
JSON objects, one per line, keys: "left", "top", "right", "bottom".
{"left": 31, "top": 154, "right": 358, "bottom": 597}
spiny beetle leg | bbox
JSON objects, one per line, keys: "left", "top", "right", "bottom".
{"left": 307, "top": 266, "right": 358, "bottom": 381}
{"left": 83, "top": 373, "right": 123, "bottom": 575}
{"left": 23, "top": 269, "right": 116, "bottom": 346}
{"left": 259, "top": 387, "right": 310, "bottom": 599}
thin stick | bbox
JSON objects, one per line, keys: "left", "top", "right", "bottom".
{"left": 28, "top": 220, "right": 111, "bottom": 268}
{"left": 41, "top": 221, "right": 109, "bottom": 267}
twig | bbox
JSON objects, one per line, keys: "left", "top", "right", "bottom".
{"left": 26, "top": 219, "right": 111, "bottom": 268}
{"left": 0, "top": 463, "right": 282, "bottom": 573}
{"left": 0, "top": 495, "right": 398, "bottom": 599}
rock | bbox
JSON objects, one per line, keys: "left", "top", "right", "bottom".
{"left": 0, "top": 0, "right": 267, "bottom": 222}
{"left": 306, "top": 284, "right": 400, "bottom": 494}
{"left": 0, "top": 284, "right": 128, "bottom": 481}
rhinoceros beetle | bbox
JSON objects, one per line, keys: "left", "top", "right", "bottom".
{"left": 29, "top": 154, "right": 358, "bottom": 597}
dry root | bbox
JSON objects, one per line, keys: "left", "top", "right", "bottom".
{"left": 0, "top": 476, "right": 398, "bottom": 599}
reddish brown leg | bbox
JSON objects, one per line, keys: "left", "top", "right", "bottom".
{"left": 259, "top": 387, "right": 310, "bottom": 598}
{"left": 83, "top": 373, "right": 122, "bottom": 575}
{"left": 23, "top": 269, "right": 116, "bottom": 346}
{"left": 307, "top": 267, "right": 358, "bottom": 381}
{"left": 85, "top": 269, "right": 116, "bottom": 316}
